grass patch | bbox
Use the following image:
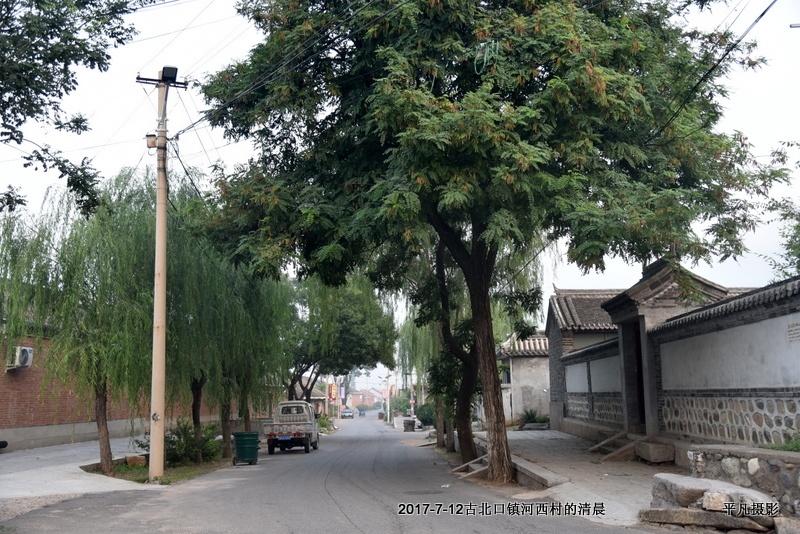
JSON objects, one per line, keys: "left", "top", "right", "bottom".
{"left": 434, "top": 446, "right": 465, "bottom": 468}
{"left": 86, "top": 458, "right": 232, "bottom": 485}
{"left": 763, "top": 438, "right": 800, "bottom": 453}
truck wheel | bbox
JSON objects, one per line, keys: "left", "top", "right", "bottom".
{"left": 312, "top": 439, "right": 318, "bottom": 450}
{"left": 304, "top": 439, "right": 310, "bottom": 453}
{"left": 268, "top": 443, "right": 275, "bottom": 455}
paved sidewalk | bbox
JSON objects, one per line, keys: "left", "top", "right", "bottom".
{"left": 0, "top": 437, "right": 164, "bottom": 521}
{"left": 478, "top": 429, "right": 688, "bottom": 528}
{"left": 391, "top": 416, "right": 686, "bottom": 529}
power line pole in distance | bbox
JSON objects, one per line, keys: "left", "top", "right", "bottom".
{"left": 136, "top": 67, "right": 187, "bottom": 482}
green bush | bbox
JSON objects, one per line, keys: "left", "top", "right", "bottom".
{"left": 391, "top": 396, "right": 410, "bottom": 413}
{"left": 317, "top": 412, "right": 331, "bottom": 429}
{"left": 136, "top": 418, "right": 221, "bottom": 466}
{"left": 416, "top": 403, "right": 435, "bottom": 426}
{"left": 521, "top": 409, "right": 549, "bottom": 425}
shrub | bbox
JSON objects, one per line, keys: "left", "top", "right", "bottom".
{"left": 136, "top": 418, "right": 221, "bottom": 466}
{"left": 521, "top": 409, "right": 549, "bottom": 425}
{"left": 317, "top": 413, "right": 331, "bottom": 429}
{"left": 521, "top": 409, "right": 539, "bottom": 425}
{"left": 416, "top": 403, "right": 435, "bottom": 426}
{"left": 391, "top": 396, "right": 411, "bottom": 414}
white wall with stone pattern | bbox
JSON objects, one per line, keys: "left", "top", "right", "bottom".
{"left": 589, "top": 355, "right": 622, "bottom": 392}
{"left": 566, "top": 362, "right": 588, "bottom": 393}
{"left": 661, "top": 312, "right": 800, "bottom": 390}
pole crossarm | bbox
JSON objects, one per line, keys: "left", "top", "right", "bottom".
{"left": 135, "top": 75, "right": 189, "bottom": 90}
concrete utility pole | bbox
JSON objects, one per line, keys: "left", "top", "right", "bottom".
{"left": 136, "top": 67, "right": 187, "bottom": 481}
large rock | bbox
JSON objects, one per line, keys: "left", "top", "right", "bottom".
{"left": 652, "top": 473, "right": 717, "bottom": 507}
{"left": 639, "top": 508, "right": 768, "bottom": 531}
{"left": 636, "top": 442, "right": 675, "bottom": 463}
{"left": 126, "top": 455, "right": 147, "bottom": 467}
{"left": 653, "top": 473, "right": 778, "bottom": 516}
{"left": 774, "top": 517, "right": 800, "bottom": 534}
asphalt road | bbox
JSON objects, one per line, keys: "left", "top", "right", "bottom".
{"left": 1, "top": 414, "right": 669, "bottom": 533}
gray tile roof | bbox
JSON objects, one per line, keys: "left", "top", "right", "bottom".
{"left": 651, "top": 274, "right": 800, "bottom": 334}
{"left": 497, "top": 333, "right": 549, "bottom": 357}
{"left": 548, "top": 289, "right": 622, "bottom": 331}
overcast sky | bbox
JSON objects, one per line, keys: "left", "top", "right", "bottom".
{"left": 2, "top": 0, "right": 798, "bottom": 306}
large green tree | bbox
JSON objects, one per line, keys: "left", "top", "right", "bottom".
{"left": 1, "top": 168, "right": 290, "bottom": 472}
{"left": 284, "top": 275, "right": 396, "bottom": 402}
{"left": 202, "top": 0, "right": 786, "bottom": 481}
{"left": 0, "top": 0, "right": 153, "bottom": 214}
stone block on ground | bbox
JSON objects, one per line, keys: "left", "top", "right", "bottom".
{"left": 774, "top": 517, "right": 800, "bottom": 534}
{"left": 702, "top": 487, "right": 779, "bottom": 517}
{"left": 652, "top": 473, "right": 778, "bottom": 515}
{"left": 639, "top": 508, "right": 768, "bottom": 531}
{"left": 636, "top": 442, "right": 675, "bottom": 463}
{"left": 126, "top": 455, "right": 147, "bottom": 467}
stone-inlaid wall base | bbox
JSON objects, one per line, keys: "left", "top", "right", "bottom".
{"left": 566, "top": 394, "right": 589, "bottom": 420}
{"left": 594, "top": 394, "right": 623, "bottom": 426}
{"left": 566, "top": 393, "right": 622, "bottom": 426}
{"left": 662, "top": 394, "right": 799, "bottom": 445}
{"left": 689, "top": 446, "right": 800, "bottom": 516}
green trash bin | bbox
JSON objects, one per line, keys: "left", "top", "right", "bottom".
{"left": 232, "top": 432, "right": 260, "bottom": 465}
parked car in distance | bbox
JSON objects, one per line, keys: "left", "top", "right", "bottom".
{"left": 341, "top": 408, "right": 354, "bottom": 419}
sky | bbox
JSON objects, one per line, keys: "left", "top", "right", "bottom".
{"left": 1, "top": 0, "right": 799, "bottom": 358}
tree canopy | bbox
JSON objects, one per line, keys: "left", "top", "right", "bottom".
{"left": 0, "top": 0, "right": 153, "bottom": 214}
{"left": 284, "top": 275, "right": 396, "bottom": 401}
{"left": 201, "top": 0, "right": 788, "bottom": 481}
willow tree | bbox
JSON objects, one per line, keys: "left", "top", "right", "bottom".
{"left": 0, "top": 168, "right": 291, "bottom": 471}
{"left": 203, "top": 0, "right": 786, "bottom": 481}
{"left": 33, "top": 171, "right": 154, "bottom": 474}
{"left": 166, "top": 181, "right": 291, "bottom": 460}
{"left": 283, "top": 275, "right": 396, "bottom": 402}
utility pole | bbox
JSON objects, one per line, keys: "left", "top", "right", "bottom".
{"left": 136, "top": 67, "right": 187, "bottom": 481}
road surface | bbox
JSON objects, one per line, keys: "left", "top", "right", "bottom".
{"left": 1, "top": 413, "right": 669, "bottom": 533}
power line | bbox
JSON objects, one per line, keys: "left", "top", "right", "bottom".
{"left": 647, "top": 0, "right": 780, "bottom": 143}
{"left": 175, "top": 0, "right": 412, "bottom": 138}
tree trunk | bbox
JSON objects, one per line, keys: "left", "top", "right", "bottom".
{"left": 220, "top": 395, "right": 232, "bottom": 459}
{"left": 469, "top": 277, "right": 513, "bottom": 482}
{"left": 190, "top": 375, "right": 205, "bottom": 464}
{"left": 445, "top": 412, "right": 456, "bottom": 453}
{"left": 435, "top": 396, "right": 445, "bottom": 448}
{"left": 94, "top": 382, "right": 114, "bottom": 475}
{"left": 241, "top": 394, "right": 252, "bottom": 432}
{"left": 455, "top": 356, "right": 478, "bottom": 462}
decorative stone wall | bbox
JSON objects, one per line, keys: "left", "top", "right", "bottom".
{"left": 565, "top": 392, "right": 623, "bottom": 426}
{"left": 593, "top": 393, "right": 624, "bottom": 426}
{"left": 566, "top": 394, "right": 589, "bottom": 420}
{"left": 663, "top": 394, "right": 799, "bottom": 446}
{"left": 689, "top": 445, "right": 800, "bottom": 516}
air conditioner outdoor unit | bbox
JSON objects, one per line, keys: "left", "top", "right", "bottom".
{"left": 7, "top": 346, "right": 33, "bottom": 370}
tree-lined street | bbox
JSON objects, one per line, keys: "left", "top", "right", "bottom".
{"left": 2, "top": 415, "right": 667, "bottom": 534}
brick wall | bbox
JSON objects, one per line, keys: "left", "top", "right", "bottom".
{"left": 2, "top": 336, "right": 212, "bottom": 432}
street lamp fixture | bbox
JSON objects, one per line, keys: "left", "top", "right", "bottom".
{"left": 160, "top": 66, "right": 179, "bottom": 83}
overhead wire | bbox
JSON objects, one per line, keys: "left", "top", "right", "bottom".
{"left": 647, "top": 0, "right": 780, "bottom": 143}
{"left": 174, "top": 0, "right": 413, "bottom": 138}
{"left": 137, "top": 0, "right": 216, "bottom": 73}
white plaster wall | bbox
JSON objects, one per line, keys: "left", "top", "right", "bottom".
{"left": 661, "top": 312, "right": 800, "bottom": 390}
{"left": 501, "top": 385, "right": 512, "bottom": 420}
{"left": 589, "top": 355, "right": 622, "bottom": 392}
{"left": 512, "top": 358, "right": 550, "bottom": 417}
{"left": 566, "top": 362, "right": 589, "bottom": 393}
